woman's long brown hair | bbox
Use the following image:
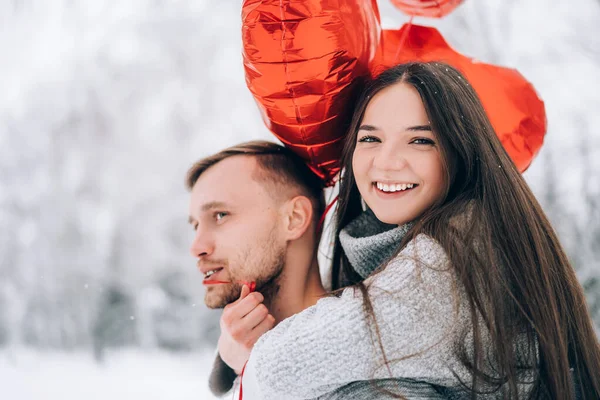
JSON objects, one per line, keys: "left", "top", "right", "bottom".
{"left": 331, "top": 62, "right": 600, "bottom": 399}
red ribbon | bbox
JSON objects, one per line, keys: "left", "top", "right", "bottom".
{"left": 238, "top": 361, "right": 249, "bottom": 400}
{"left": 317, "top": 195, "right": 339, "bottom": 235}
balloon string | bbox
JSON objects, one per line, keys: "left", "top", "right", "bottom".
{"left": 238, "top": 360, "right": 249, "bottom": 400}
{"left": 394, "top": 16, "right": 414, "bottom": 63}
{"left": 317, "top": 195, "right": 339, "bottom": 235}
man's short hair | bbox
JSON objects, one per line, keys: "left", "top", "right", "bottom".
{"left": 186, "top": 140, "right": 326, "bottom": 226}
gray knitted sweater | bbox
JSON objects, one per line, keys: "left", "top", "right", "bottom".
{"left": 241, "top": 209, "right": 489, "bottom": 399}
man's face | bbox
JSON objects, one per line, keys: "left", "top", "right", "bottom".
{"left": 188, "top": 156, "right": 287, "bottom": 309}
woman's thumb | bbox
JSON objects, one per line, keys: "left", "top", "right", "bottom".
{"left": 239, "top": 284, "right": 250, "bottom": 299}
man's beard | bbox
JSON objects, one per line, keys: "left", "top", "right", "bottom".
{"left": 204, "top": 238, "right": 286, "bottom": 309}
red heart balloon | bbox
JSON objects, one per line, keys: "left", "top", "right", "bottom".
{"left": 242, "top": 0, "right": 381, "bottom": 184}
{"left": 372, "top": 24, "right": 546, "bottom": 172}
{"left": 390, "top": 0, "right": 465, "bottom": 18}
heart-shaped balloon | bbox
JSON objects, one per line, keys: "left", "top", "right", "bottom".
{"left": 372, "top": 24, "right": 546, "bottom": 172}
{"left": 242, "top": 0, "right": 381, "bottom": 184}
{"left": 390, "top": 0, "right": 465, "bottom": 18}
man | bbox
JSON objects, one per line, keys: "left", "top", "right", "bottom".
{"left": 186, "top": 140, "right": 327, "bottom": 396}
{"left": 187, "top": 141, "right": 432, "bottom": 399}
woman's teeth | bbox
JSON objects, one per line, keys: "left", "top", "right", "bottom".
{"left": 375, "top": 182, "right": 416, "bottom": 192}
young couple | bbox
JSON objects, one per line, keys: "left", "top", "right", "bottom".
{"left": 187, "top": 62, "right": 600, "bottom": 399}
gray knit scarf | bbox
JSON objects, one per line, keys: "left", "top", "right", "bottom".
{"left": 339, "top": 208, "right": 413, "bottom": 279}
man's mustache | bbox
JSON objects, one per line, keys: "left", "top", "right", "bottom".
{"left": 196, "top": 259, "right": 228, "bottom": 270}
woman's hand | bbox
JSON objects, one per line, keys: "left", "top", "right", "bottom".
{"left": 217, "top": 285, "right": 276, "bottom": 373}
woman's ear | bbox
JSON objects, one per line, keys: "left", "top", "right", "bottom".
{"left": 283, "top": 195, "right": 314, "bottom": 241}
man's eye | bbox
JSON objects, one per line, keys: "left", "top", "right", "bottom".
{"left": 358, "top": 135, "right": 380, "bottom": 143}
{"left": 215, "top": 212, "right": 228, "bottom": 221}
{"left": 192, "top": 224, "right": 198, "bottom": 231}
{"left": 411, "top": 137, "right": 435, "bottom": 145}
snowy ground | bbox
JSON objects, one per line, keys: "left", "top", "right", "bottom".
{"left": 0, "top": 348, "right": 220, "bottom": 400}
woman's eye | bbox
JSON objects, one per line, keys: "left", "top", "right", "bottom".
{"left": 411, "top": 137, "right": 435, "bottom": 145}
{"left": 357, "top": 135, "right": 380, "bottom": 143}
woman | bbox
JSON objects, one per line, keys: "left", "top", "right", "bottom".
{"left": 241, "top": 62, "right": 600, "bottom": 399}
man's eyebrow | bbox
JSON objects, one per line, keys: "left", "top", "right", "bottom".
{"left": 200, "top": 201, "right": 230, "bottom": 212}
{"left": 188, "top": 201, "right": 231, "bottom": 224}
{"left": 407, "top": 124, "right": 432, "bottom": 131}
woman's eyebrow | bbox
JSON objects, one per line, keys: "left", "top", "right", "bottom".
{"left": 407, "top": 125, "right": 432, "bottom": 131}
{"left": 359, "top": 124, "right": 432, "bottom": 132}
{"left": 358, "top": 124, "right": 378, "bottom": 131}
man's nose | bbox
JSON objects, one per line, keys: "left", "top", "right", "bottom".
{"left": 373, "top": 143, "right": 408, "bottom": 171}
{"left": 189, "top": 229, "right": 214, "bottom": 258}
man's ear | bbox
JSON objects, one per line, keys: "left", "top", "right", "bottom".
{"left": 283, "top": 195, "right": 314, "bottom": 241}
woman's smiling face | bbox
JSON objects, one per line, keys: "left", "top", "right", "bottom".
{"left": 352, "top": 82, "right": 446, "bottom": 226}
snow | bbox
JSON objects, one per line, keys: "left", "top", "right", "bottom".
{"left": 0, "top": 349, "right": 220, "bottom": 400}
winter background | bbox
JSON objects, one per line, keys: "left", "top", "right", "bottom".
{"left": 0, "top": 0, "right": 599, "bottom": 398}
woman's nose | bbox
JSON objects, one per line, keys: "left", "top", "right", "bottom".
{"left": 372, "top": 143, "right": 408, "bottom": 171}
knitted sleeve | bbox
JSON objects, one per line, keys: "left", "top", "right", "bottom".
{"left": 243, "top": 234, "right": 467, "bottom": 400}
